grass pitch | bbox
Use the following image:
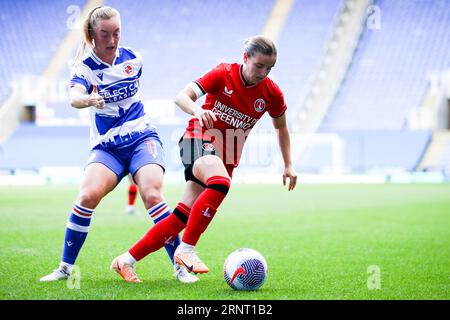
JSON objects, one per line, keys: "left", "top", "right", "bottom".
{"left": 0, "top": 183, "right": 449, "bottom": 300}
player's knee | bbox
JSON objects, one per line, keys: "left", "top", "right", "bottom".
{"left": 194, "top": 155, "right": 229, "bottom": 182}
{"left": 141, "top": 190, "right": 163, "bottom": 209}
{"left": 76, "top": 189, "right": 103, "bottom": 209}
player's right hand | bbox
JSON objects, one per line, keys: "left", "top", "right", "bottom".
{"left": 86, "top": 85, "right": 105, "bottom": 109}
{"left": 193, "top": 107, "right": 217, "bottom": 129}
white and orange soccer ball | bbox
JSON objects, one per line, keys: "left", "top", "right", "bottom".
{"left": 223, "top": 248, "right": 268, "bottom": 291}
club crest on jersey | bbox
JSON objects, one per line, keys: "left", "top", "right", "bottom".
{"left": 123, "top": 64, "right": 134, "bottom": 75}
{"left": 202, "top": 142, "right": 216, "bottom": 152}
{"left": 254, "top": 98, "right": 266, "bottom": 112}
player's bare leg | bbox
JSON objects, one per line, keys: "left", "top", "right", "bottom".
{"left": 174, "top": 156, "right": 230, "bottom": 274}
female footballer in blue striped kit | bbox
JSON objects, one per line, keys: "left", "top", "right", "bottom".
{"left": 40, "top": 6, "right": 197, "bottom": 284}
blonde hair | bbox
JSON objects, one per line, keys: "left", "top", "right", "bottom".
{"left": 244, "top": 35, "right": 277, "bottom": 57}
{"left": 72, "top": 6, "right": 121, "bottom": 66}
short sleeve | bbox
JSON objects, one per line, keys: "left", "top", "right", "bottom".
{"left": 129, "top": 48, "right": 143, "bottom": 79}
{"left": 194, "top": 63, "right": 225, "bottom": 95}
{"left": 268, "top": 84, "right": 287, "bottom": 118}
{"left": 124, "top": 47, "right": 143, "bottom": 67}
{"left": 70, "top": 64, "right": 92, "bottom": 93}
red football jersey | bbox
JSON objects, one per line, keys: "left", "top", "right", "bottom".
{"left": 184, "top": 62, "right": 287, "bottom": 171}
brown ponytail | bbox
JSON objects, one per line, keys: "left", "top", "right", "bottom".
{"left": 243, "top": 35, "right": 277, "bottom": 57}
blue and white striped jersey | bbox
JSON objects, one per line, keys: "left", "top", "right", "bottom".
{"left": 70, "top": 47, "right": 156, "bottom": 149}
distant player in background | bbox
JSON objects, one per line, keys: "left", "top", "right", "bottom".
{"left": 112, "top": 35, "right": 297, "bottom": 282}
{"left": 126, "top": 174, "right": 138, "bottom": 214}
{"left": 40, "top": 6, "right": 197, "bottom": 284}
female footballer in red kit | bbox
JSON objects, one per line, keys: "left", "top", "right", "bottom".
{"left": 112, "top": 35, "right": 297, "bottom": 282}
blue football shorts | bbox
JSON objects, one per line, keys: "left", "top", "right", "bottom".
{"left": 86, "top": 136, "right": 165, "bottom": 183}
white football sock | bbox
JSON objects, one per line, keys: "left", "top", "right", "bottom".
{"left": 120, "top": 251, "right": 137, "bottom": 265}
{"left": 177, "top": 241, "right": 195, "bottom": 252}
{"left": 59, "top": 261, "right": 73, "bottom": 273}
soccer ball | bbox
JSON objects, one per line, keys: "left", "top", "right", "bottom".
{"left": 223, "top": 248, "right": 268, "bottom": 291}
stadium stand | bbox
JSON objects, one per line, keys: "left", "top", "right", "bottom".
{"left": 0, "top": 0, "right": 86, "bottom": 103}
{"left": 320, "top": 0, "right": 450, "bottom": 131}
{"left": 1, "top": 0, "right": 448, "bottom": 178}
{"left": 292, "top": 0, "right": 450, "bottom": 174}
{"left": 272, "top": 0, "right": 342, "bottom": 120}
{"left": 106, "top": 0, "right": 274, "bottom": 99}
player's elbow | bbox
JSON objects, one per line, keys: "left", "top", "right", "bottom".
{"left": 69, "top": 98, "right": 78, "bottom": 109}
{"left": 173, "top": 92, "right": 183, "bottom": 107}
{"left": 69, "top": 94, "right": 86, "bottom": 109}
{"left": 69, "top": 99, "right": 81, "bottom": 109}
{"left": 69, "top": 86, "right": 87, "bottom": 109}
{"left": 174, "top": 86, "right": 197, "bottom": 105}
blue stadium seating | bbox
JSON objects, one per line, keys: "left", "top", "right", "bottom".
{"left": 321, "top": 0, "right": 450, "bottom": 131}
{"left": 0, "top": 0, "right": 86, "bottom": 102}
{"left": 1, "top": 1, "right": 446, "bottom": 175}
{"left": 106, "top": 0, "right": 274, "bottom": 99}
{"left": 274, "top": 0, "right": 342, "bottom": 119}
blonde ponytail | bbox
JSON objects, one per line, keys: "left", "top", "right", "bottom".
{"left": 72, "top": 6, "right": 120, "bottom": 67}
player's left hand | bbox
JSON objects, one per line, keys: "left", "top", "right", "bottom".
{"left": 283, "top": 165, "right": 297, "bottom": 191}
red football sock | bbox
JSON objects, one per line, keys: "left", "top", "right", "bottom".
{"left": 128, "top": 184, "right": 138, "bottom": 205}
{"left": 182, "top": 176, "right": 231, "bottom": 246}
{"left": 129, "top": 203, "right": 190, "bottom": 261}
